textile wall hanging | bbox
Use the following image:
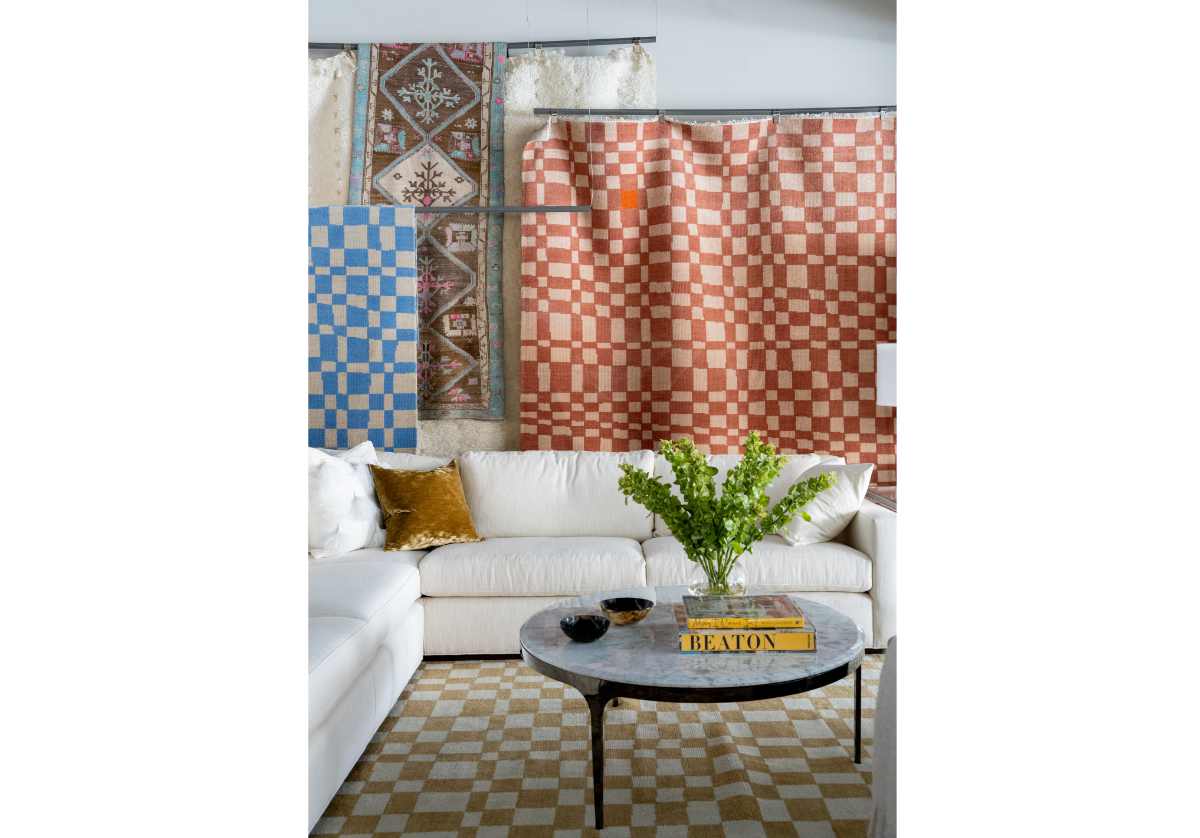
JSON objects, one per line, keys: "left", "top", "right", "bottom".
{"left": 520, "top": 116, "right": 897, "bottom": 485}
{"left": 504, "top": 44, "right": 656, "bottom": 114}
{"left": 309, "top": 205, "right": 419, "bottom": 451}
{"left": 349, "top": 43, "right": 505, "bottom": 420}
{"left": 308, "top": 52, "right": 356, "bottom": 205}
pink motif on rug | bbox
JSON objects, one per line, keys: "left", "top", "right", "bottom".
{"left": 519, "top": 117, "right": 897, "bottom": 485}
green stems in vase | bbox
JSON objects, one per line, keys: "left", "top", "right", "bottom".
{"left": 617, "top": 432, "right": 835, "bottom": 596}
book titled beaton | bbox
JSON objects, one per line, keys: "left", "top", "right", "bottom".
{"left": 673, "top": 603, "right": 817, "bottom": 654}
{"left": 682, "top": 594, "right": 805, "bottom": 629}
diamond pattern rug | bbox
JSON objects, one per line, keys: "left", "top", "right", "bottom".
{"left": 313, "top": 656, "right": 881, "bottom": 836}
{"left": 351, "top": 42, "right": 506, "bottom": 419}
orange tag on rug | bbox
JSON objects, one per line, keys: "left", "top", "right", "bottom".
{"left": 620, "top": 189, "right": 639, "bottom": 209}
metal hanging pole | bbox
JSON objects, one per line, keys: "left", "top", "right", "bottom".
{"left": 506, "top": 35, "right": 655, "bottom": 55}
{"left": 536, "top": 106, "right": 896, "bottom": 117}
{"left": 414, "top": 205, "right": 591, "bottom": 215}
{"left": 310, "top": 37, "right": 658, "bottom": 54}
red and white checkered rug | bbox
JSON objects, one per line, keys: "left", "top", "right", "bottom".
{"left": 519, "top": 117, "right": 896, "bottom": 485}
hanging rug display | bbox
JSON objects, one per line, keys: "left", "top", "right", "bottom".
{"left": 350, "top": 43, "right": 506, "bottom": 420}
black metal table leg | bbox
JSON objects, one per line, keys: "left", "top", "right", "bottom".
{"left": 585, "top": 693, "right": 608, "bottom": 829}
{"left": 853, "top": 665, "right": 862, "bottom": 764}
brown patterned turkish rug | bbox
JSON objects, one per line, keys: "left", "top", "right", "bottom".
{"left": 313, "top": 656, "right": 881, "bottom": 837}
{"left": 351, "top": 42, "right": 506, "bottom": 419}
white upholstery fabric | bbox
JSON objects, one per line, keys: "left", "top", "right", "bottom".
{"left": 869, "top": 637, "right": 897, "bottom": 838}
{"left": 419, "top": 537, "right": 647, "bottom": 597}
{"left": 780, "top": 462, "right": 874, "bottom": 546}
{"left": 642, "top": 535, "right": 872, "bottom": 593}
{"left": 844, "top": 499, "right": 897, "bottom": 648}
{"left": 457, "top": 450, "right": 655, "bottom": 539}
{"left": 422, "top": 595, "right": 571, "bottom": 655}
{"left": 308, "top": 549, "right": 425, "bottom": 829}
{"left": 308, "top": 603, "right": 422, "bottom": 830}
{"left": 790, "top": 592, "right": 874, "bottom": 647}
{"left": 652, "top": 453, "right": 844, "bottom": 537}
{"left": 309, "top": 549, "right": 423, "bottom": 621}
{"left": 308, "top": 442, "right": 385, "bottom": 559}
{"left": 308, "top": 51, "right": 356, "bottom": 205}
{"left": 309, "top": 550, "right": 422, "bottom": 729}
{"left": 374, "top": 451, "right": 452, "bottom": 471}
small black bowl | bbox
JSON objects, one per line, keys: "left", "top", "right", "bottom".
{"left": 560, "top": 614, "right": 610, "bottom": 642}
{"left": 599, "top": 597, "right": 655, "bottom": 625}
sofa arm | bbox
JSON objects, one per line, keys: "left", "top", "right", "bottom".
{"left": 844, "top": 499, "right": 897, "bottom": 648}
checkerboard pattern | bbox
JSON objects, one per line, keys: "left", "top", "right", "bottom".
{"left": 313, "top": 656, "right": 880, "bottom": 837}
{"left": 309, "top": 205, "right": 419, "bottom": 451}
{"left": 519, "top": 117, "right": 896, "bottom": 485}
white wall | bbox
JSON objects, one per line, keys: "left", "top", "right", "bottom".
{"left": 309, "top": 0, "right": 895, "bottom": 107}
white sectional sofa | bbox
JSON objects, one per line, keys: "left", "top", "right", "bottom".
{"left": 307, "top": 548, "right": 424, "bottom": 829}
{"left": 308, "top": 448, "right": 897, "bottom": 829}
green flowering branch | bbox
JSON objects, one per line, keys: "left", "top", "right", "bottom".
{"left": 617, "top": 432, "right": 836, "bottom": 592}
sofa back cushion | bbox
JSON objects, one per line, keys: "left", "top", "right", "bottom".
{"left": 374, "top": 451, "right": 452, "bottom": 471}
{"left": 458, "top": 450, "right": 655, "bottom": 539}
{"left": 652, "top": 452, "right": 846, "bottom": 537}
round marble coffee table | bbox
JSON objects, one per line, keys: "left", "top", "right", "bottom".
{"left": 519, "top": 585, "right": 866, "bottom": 829}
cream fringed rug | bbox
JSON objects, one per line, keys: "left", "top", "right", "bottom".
{"left": 314, "top": 656, "right": 881, "bottom": 837}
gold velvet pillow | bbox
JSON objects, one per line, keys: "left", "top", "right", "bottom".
{"left": 369, "top": 462, "right": 481, "bottom": 551}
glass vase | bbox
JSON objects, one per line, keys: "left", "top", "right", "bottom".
{"left": 687, "top": 558, "right": 747, "bottom": 597}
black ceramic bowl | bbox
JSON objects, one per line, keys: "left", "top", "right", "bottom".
{"left": 599, "top": 597, "right": 655, "bottom": 625}
{"left": 559, "top": 614, "right": 610, "bottom": 642}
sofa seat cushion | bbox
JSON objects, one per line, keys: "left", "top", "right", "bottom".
{"left": 419, "top": 537, "right": 647, "bottom": 597}
{"left": 308, "top": 548, "right": 424, "bottom": 729}
{"left": 642, "top": 535, "right": 872, "bottom": 592}
{"left": 309, "top": 548, "right": 424, "bottom": 620}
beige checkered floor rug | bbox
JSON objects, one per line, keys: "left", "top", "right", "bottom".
{"left": 314, "top": 655, "right": 881, "bottom": 837}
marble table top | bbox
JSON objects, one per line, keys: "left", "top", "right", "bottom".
{"left": 519, "top": 585, "right": 865, "bottom": 697}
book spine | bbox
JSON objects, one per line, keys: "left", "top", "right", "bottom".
{"left": 685, "top": 616, "right": 805, "bottom": 630}
{"left": 678, "top": 631, "right": 817, "bottom": 653}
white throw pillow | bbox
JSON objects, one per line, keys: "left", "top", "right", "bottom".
{"left": 308, "top": 441, "right": 386, "bottom": 559}
{"left": 778, "top": 462, "right": 875, "bottom": 546}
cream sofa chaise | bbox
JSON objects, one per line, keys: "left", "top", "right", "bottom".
{"left": 308, "top": 449, "right": 896, "bottom": 828}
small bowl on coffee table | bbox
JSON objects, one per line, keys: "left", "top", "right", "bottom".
{"left": 559, "top": 614, "right": 610, "bottom": 642}
{"left": 599, "top": 597, "right": 654, "bottom": 625}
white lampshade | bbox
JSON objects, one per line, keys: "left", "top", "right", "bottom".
{"left": 876, "top": 343, "right": 896, "bottom": 407}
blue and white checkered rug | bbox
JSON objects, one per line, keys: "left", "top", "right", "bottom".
{"left": 309, "top": 205, "right": 418, "bottom": 451}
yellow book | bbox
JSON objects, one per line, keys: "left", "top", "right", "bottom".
{"left": 685, "top": 616, "right": 806, "bottom": 629}
{"left": 678, "top": 630, "right": 816, "bottom": 653}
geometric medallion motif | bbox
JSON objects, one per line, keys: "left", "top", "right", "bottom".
{"left": 374, "top": 144, "right": 476, "bottom": 207}
{"left": 519, "top": 116, "right": 897, "bottom": 485}
{"left": 308, "top": 205, "right": 419, "bottom": 451}
{"left": 352, "top": 42, "right": 506, "bottom": 419}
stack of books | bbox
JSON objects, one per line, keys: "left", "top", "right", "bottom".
{"left": 675, "top": 594, "right": 816, "bottom": 653}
